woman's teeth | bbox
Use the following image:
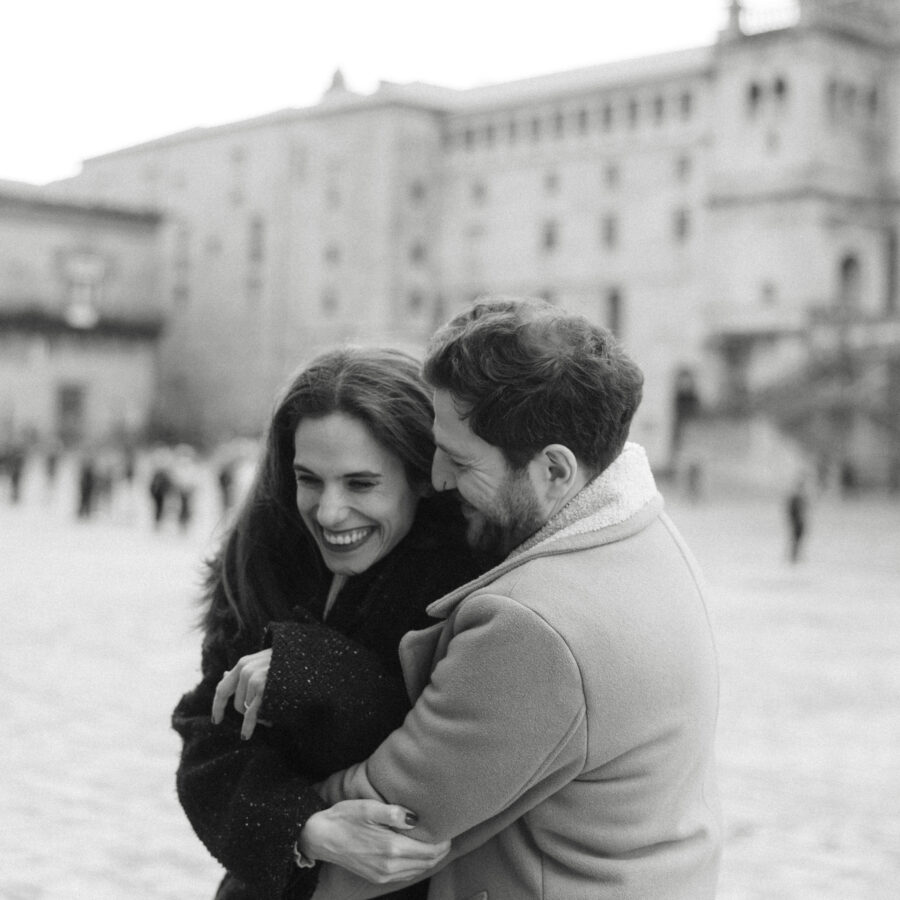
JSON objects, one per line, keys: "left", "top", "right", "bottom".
{"left": 322, "top": 527, "right": 372, "bottom": 547}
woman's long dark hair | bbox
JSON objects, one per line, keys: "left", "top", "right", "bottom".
{"left": 201, "top": 347, "right": 435, "bottom": 646}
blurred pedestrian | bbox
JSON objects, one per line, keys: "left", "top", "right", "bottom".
{"left": 77, "top": 456, "right": 97, "bottom": 519}
{"left": 148, "top": 461, "right": 173, "bottom": 529}
{"left": 216, "top": 459, "right": 234, "bottom": 514}
{"left": 785, "top": 479, "right": 809, "bottom": 563}
{"left": 171, "top": 444, "right": 199, "bottom": 532}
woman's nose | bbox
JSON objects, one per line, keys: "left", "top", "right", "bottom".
{"left": 316, "top": 485, "right": 348, "bottom": 526}
{"left": 432, "top": 451, "right": 456, "bottom": 492}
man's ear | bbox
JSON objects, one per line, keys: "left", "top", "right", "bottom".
{"left": 535, "top": 444, "right": 581, "bottom": 499}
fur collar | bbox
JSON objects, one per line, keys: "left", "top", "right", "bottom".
{"left": 511, "top": 442, "right": 660, "bottom": 557}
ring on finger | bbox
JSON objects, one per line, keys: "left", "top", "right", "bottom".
{"left": 243, "top": 698, "right": 254, "bottom": 712}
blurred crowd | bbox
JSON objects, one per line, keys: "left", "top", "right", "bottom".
{"left": 0, "top": 436, "right": 259, "bottom": 535}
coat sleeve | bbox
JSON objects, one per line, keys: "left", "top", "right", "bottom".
{"left": 262, "top": 621, "right": 410, "bottom": 774}
{"left": 325, "top": 593, "right": 588, "bottom": 846}
{"left": 173, "top": 636, "right": 328, "bottom": 900}
{"left": 173, "top": 617, "right": 418, "bottom": 900}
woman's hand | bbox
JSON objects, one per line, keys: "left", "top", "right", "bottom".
{"left": 211, "top": 648, "right": 272, "bottom": 739}
{"left": 300, "top": 800, "right": 450, "bottom": 884}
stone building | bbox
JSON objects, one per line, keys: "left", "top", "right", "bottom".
{"left": 0, "top": 180, "right": 163, "bottom": 449}
{"left": 48, "top": 0, "right": 900, "bottom": 477}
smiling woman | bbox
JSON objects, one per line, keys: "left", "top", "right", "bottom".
{"left": 293, "top": 413, "right": 420, "bottom": 577}
{"left": 172, "top": 347, "right": 492, "bottom": 900}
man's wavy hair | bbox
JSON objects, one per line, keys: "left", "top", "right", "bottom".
{"left": 202, "top": 346, "right": 435, "bottom": 644}
{"left": 423, "top": 297, "right": 644, "bottom": 475}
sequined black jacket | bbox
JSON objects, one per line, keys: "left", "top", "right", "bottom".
{"left": 172, "top": 496, "right": 487, "bottom": 900}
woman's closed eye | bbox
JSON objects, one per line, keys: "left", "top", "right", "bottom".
{"left": 347, "top": 478, "right": 379, "bottom": 491}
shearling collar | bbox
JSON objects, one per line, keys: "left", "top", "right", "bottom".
{"left": 425, "top": 442, "right": 662, "bottom": 618}
{"left": 512, "top": 442, "right": 660, "bottom": 557}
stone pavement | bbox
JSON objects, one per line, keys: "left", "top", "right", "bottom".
{"left": 1, "top": 487, "right": 899, "bottom": 898}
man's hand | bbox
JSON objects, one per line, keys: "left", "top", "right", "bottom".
{"left": 300, "top": 799, "right": 449, "bottom": 883}
{"left": 211, "top": 648, "right": 272, "bottom": 739}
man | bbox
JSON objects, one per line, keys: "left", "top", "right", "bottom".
{"left": 304, "top": 298, "right": 721, "bottom": 899}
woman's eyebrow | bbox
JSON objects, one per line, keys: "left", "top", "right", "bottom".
{"left": 292, "top": 463, "right": 382, "bottom": 478}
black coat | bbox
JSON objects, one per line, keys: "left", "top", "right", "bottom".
{"left": 172, "top": 496, "right": 488, "bottom": 900}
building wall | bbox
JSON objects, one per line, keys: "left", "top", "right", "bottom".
{"left": 50, "top": 1, "right": 900, "bottom": 466}
{"left": 0, "top": 331, "right": 157, "bottom": 443}
{"left": 0, "top": 189, "right": 162, "bottom": 446}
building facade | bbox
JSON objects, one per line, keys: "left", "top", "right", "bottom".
{"left": 0, "top": 181, "right": 163, "bottom": 449}
{"left": 47, "top": 0, "right": 900, "bottom": 475}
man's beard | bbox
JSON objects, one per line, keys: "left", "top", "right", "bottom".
{"left": 464, "top": 469, "right": 545, "bottom": 558}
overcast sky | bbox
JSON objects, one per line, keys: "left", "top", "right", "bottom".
{"left": 3, "top": 0, "right": 728, "bottom": 185}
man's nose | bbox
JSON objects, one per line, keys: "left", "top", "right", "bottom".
{"left": 316, "top": 485, "right": 348, "bottom": 526}
{"left": 432, "top": 451, "right": 456, "bottom": 492}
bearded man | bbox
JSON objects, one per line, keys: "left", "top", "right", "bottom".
{"left": 297, "top": 297, "right": 722, "bottom": 900}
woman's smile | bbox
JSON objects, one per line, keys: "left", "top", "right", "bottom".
{"left": 319, "top": 525, "right": 376, "bottom": 550}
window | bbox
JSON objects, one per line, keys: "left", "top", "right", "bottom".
{"left": 604, "top": 163, "right": 620, "bottom": 188}
{"left": 606, "top": 289, "right": 623, "bottom": 336}
{"left": 826, "top": 79, "right": 839, "bottom": 118}
{"left": 676, "top": 155, "right": 692, "bottom": 181}
{"left": 601, "top": 214, "right": 618, "bottom": 249}
{"left": 321, "top": 288, "right": 339, "bottom": 315}
{"left": 628, "top": 99, "right": 640, "bottom": 128}
{"left": 554, "top": 111, "right": 565, "bottom": 137}
{"left": 653, "top": 95, "right": 666, "bottom": 124}
{"left": 409, "top": 242, "right": 427, "bottom": 264}
{"left": 748, "top": 82, "right": 762, "bottom": 115}
{"left": 409, "top": 180, "right": 426, "bottom": 203}
{"left": 464, "top": 128, "right": 475, "bottom": 149}
{"left": 530, "top": 117, "right": 542, "bottom": 141}
{"left": 838, "top": 254, "right": 861, "bottom": 308}
{"left": 57, "top": 384, "right": 86, "bottom": 447}
{"left": 680, "top": 91, "right": 693, "bottom": 120}
{"left": 601, "top": 103, "right": 614, "bottom": 131}
{"left": 542, "top": 220, "right": 559, "bottom": 252}
{"left": 485, "top": 123, "right": 496, "bottom": 147}
{"left": 673, "top": 208, "right": 691, "bottom": 243}
{"left": 408, "top": 290, "right": 425, "bottom": 313}
{"left": 868, "top": 86, "right": 880, "bottom": 116}
{"left": 774, "top": 77, "right": 788, "bottom": 103}
{"left": 508, "top": 118, "right": 518, "bottom": 143}
{"left": 248, "top": 216, "right": 265, "bottom": 262}
{"left": 577, "top": 108, "right": 589, "bottom": 134}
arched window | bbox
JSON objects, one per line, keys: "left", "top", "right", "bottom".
{"left": 838, "top": 254, "right": 861, "bottom": 308}
{"left": 747, "top": 82, "right": 763, "bottom": 115}
{"left": 773, "top": 77, "right": 788, "bottom": 103}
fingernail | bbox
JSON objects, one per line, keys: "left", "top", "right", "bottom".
{"left": 405, "top": 812, "right": 418, "bottom": 825}
{"left": 241, "top": 733, "right": 249, "bottom": 741}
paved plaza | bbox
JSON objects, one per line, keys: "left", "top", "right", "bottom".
{"left": 1, "top": 475, "right": 898, "bottom": 898}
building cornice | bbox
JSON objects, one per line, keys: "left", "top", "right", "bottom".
{"left": 0, "top": 183, "right": 162, "bottom": 224}
{"left": 0, "top": 306, "right": 164, "bottom": 340}
{"left": 708, "top": 185, "right": 900, "bottom": 208}
{"left": 73, "top": 46, "right": 715, "bottom": 167}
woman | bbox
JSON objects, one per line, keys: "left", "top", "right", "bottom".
{"left": 172, "top": 348, "right": 490, "bottom": 900}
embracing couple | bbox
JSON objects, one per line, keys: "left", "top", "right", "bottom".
{"left": 173, "top": 296, "right": 721, "bottom": 900}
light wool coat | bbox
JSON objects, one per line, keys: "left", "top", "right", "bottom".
{"left": 327, "top": 444, "right": 721, "bottom": 900}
